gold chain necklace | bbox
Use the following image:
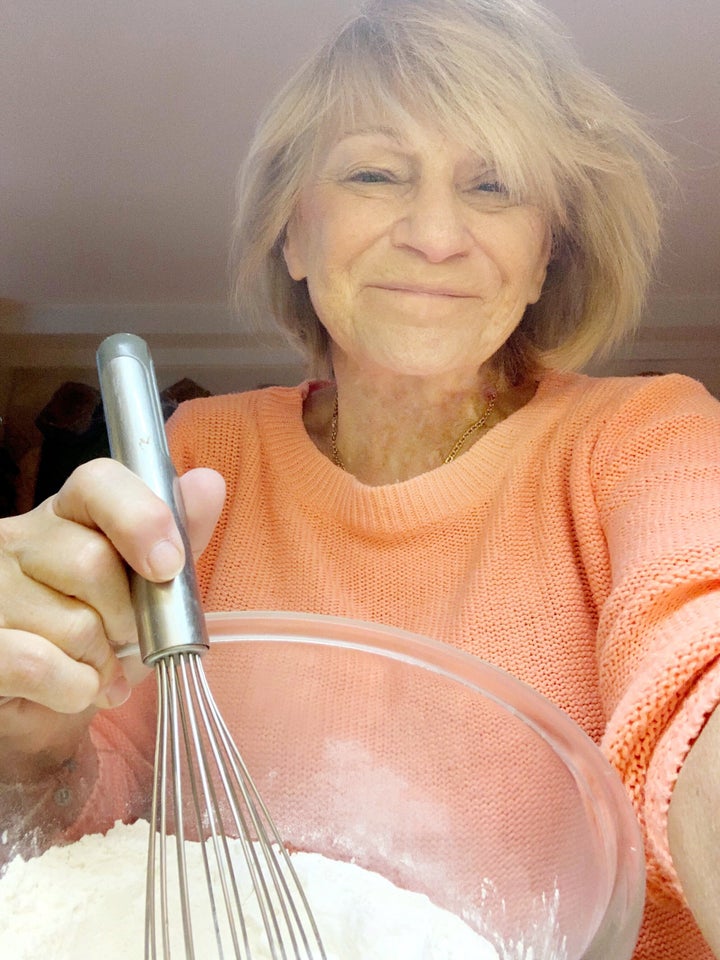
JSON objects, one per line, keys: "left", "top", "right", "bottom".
{"left": 330, "top": 392, "right": 497, "bottom": 471}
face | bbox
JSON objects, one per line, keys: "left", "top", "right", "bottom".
{"left": 283, "top": 116, "right": 551, "bottom": 380}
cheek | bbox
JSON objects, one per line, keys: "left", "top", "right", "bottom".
{"left": 283, "top": 191, "right": 333, "bottom": 282}
{"left": 285, "top": 222, "right": 345, "bottom": 290}
{"left": 506, "top": 220, "right": 551, "bottom": 302}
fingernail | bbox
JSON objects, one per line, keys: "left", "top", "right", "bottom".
{"left": 104, "top": 675, "right": 132, "bottom": 709}
{"left": 146, "top": 539, "right": 184, "bottom": 580}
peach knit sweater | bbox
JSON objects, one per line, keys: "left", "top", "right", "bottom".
{"left": 85, "top": 369, "right": 720, "bottom": 958}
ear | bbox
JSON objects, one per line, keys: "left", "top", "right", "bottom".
{"left": 282, "top": 213, "right": 307, "bottom": 281}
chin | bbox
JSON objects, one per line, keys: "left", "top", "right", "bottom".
{"left": 372, "top": 355, "right": 486, "bottom": 380}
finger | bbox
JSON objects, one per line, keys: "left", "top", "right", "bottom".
{"left": 6, "top": 509, "right": 139, "bottom": 654}
{"left": 0, "top": 628, "right": 130, "bottom": 713}
{"left": 0, "top": 507, "right": 135, "bottom": 707}
{"left": 52, "top": 459, "right": 186, "bottom": 582}
{"left": 10, "top": 581, "right": 128, "bottom": 698}
{"left": 177, "top": 468, "right": 226, "bottom": 559}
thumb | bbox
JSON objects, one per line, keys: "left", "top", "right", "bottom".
{"left": 177, "top": 468, "right": 226, "bottom": 560}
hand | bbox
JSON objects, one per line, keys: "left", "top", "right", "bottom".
{"left": 668, "top": 704, "right": 720, "bottom": 957}
{"left": 0, "top": 459, "right": 225, "bottom": 766}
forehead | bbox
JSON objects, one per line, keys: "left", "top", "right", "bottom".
{"left": 313, "top": 93, "right": 491, "bottom": 160}
{"left": 316, "top": 119, "right": 496, "bottom": 175}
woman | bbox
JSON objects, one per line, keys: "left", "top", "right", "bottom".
{"left": 0, "top": 1, "right": 718, "bottom": 957}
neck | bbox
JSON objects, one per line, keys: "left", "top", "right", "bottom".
{"left": 305, "top": 356, "right": 530, "bottom": 486}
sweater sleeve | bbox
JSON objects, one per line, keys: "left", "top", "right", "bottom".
{"left": 592, "top": 374, "right": 720, "bottom": 902}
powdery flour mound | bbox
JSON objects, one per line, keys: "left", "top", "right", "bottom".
{"left": 0, "top": 820, "right": 498, "bottom": 959}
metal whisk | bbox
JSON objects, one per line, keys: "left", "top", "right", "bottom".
{"left": 97, "top": 333, "right": 326, "bottom": 960}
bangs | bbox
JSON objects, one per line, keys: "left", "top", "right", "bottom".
{"left": 299, "top": 9, "right": 574, "bottom": 224}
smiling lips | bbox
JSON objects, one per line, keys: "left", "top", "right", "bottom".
{"left": 371, "top": 282, "right": 475, "bottom": 298}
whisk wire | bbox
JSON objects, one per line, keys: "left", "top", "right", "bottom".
{"left": 194, "top": 661, "right": 302, "bottom": 959}
{"left": 146, "top": 668, "right": 164, "bottom": 960}
{"left": 147, "top": 660, "right": 185, "bottom": 959}
{"left": 197, "top": 664, "right": 328, "bottom": 960}
{"left": 187, "top": 656, "right": 284, "bottom": 958}
{"left": 177, "top": 654, "right": 250, "bottom": 960}
{"left": 169, "top": 660, "right": 197, "bottom": 959}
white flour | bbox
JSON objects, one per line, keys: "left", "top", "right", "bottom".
{"left": 0, "top": 820, "right": 498, "bottom": 959}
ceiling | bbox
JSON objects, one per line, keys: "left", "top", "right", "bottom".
{"left": 1, "top": 0, "right": 718, "bottom": 345}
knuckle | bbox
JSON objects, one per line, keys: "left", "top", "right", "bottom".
{"left": 0, "top": 624, "right": 103, "bottom": 714}
{"left": 0, "top": 546, "right": 22, "bottom": 589}
{"left": 8, "top": 645, "right": 56, "bottom": 698}
{"left": 71, "top": 530, "right": 121, "bottom": 581}
{"left": 67, "top": 457, "right": 117, "bottom": 489}
{"left": 0, "top": 516, "right": 17, "bottom": 554}
{"left": 0, "top": 510, "right": 35, "bottom": 558}
{"left": 60, "top": 606, "right": 108, "bottom": 667}
{"left": 0, "top": 556, "right": 32, "bottom": 632}
{"left": 55, "top": 457, "right": 119, "bottom": 509}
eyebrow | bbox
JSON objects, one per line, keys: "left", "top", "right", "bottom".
{"left": 336, "top": 125, "right": 406, "bottom": 144}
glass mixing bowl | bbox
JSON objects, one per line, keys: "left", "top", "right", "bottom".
{"left": 3, "top": 611, "right": 645, "bottom": 959}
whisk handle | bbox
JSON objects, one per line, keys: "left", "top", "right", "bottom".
{"left": 96, "top": 332, "right": 209, "bottom": 664}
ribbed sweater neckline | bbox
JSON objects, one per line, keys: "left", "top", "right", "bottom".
{"left": 257, "top": 371, "right": 571, "bottom": 535}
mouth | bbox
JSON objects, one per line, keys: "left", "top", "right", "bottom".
{"left": 371, "top": 283, "right": 474, "bottom": 299}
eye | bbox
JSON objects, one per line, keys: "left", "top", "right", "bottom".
{"left": 474, "top": 179, "right": 507, "bottom": 194}
{"left": 347, "top": 168, "right": 395, "bottom": 184}
{"left": 464, "top": 174, "right": 516, "bottom": 207}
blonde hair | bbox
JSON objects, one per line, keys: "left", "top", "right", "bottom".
{"left": 230, "top": 0, "right": 671, "bottom": 381}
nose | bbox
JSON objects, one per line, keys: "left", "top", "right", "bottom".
{"left": 391, "top": 182, "right": 473, "bottom": 263}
